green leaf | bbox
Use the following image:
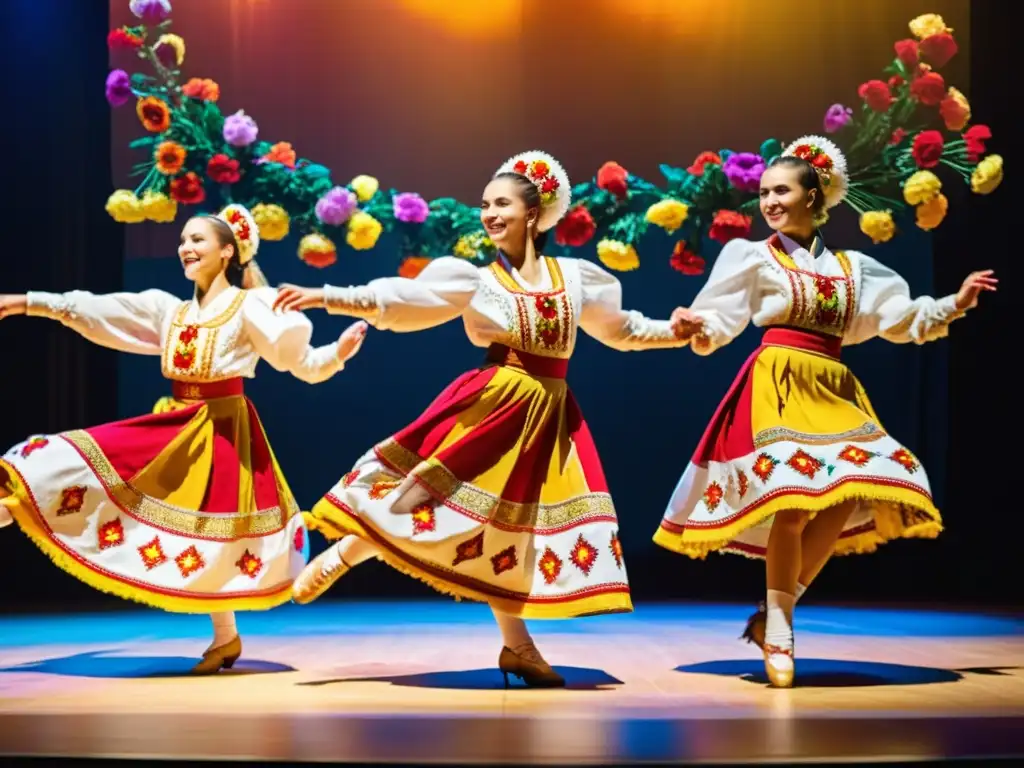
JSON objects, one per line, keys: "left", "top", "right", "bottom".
{"left": 759, "top": 138, "right": 782, "bottom": 162}
{"left": 129, "top": 136, "right": 157, "bottom": 150}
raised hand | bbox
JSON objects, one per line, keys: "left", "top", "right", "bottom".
{"left": 337, "top": 321, "right": 368, "bottom": 363}
{"left": 0, "top": 294, "right": 28, "bottom": 320}
{"left": 274, "top": 284, "right": 325, "bottom": 314}
{"left": 669, "top": 306, "right": 704, "bottom": 340}
{"left": 955, "top": 269, "right": 998, "bottom": 311}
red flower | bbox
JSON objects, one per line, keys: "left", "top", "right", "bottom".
{"left": 708, "top": 210, "right": 752, "bottom": 244}
{"left": 669, "top": 241, "right": 705, "bottom": 275}
{"left": 687, "top": 151, "right": 721, "bottom": 176}
{"left": 816, "top": 277, "right": 837, "bottom": 300}
{"left": 889, "top": 127, "right": 908, "bottom": 146}
{"left": 920, "top": 33, "right": 958, "bottom": 68}
{"left": 513, "top": 160, "right": 528, "bottom": 175}
{"left": 857, "top": 79, "right": 892, "bottom": 112}
{"left": 169, "top": 172, "right": 205, "bottom": 204}
{"left": 207, "top": 153, "right": 241, "bottom": 184}
{"left": 293, "top": 527, "right": 305, "bottom": 553}
{"left": 964, "top": 125, "right": 992, "bottom": 162}
{"left": 529, "top": 160, "right": 550, "bottom": 180}
{"left": 911, "top": 130, "right": 944, "bottom": 169}
{"left": 894, "top": 39, "right": 919, "bottom": 67}
{"left": 888, "top": 75, "right": 905, "bottom": 90}
{"left": 399, "top": 256, "right": 430, "bottom": 278}
{"left": 179, "top": 325, "right": 198, "bottom": 344}
{"left": 596, "top": 161, "right": 629, "bottom": 199}
{"left": 554, "top": 205, "right": 596, "bottom": 247}
{"left": 540, "top": 176, "right": 559, "bottom": 194}
{"left": 107, "top": 28, "right": 143, "bottom": 50}
{"left": 910, "top": 71, "right": 946, "bottom": 106}
{"left": 535, "top": 295, "right": 558, "bottom": 319}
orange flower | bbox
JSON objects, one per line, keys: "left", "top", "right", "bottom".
{"left": 262, "top": 141, "right": 296, "bottom": 169}
{"left": 154, "top": 140, "right": 186, "bottom": 175}
{"left": 939, "top": 87, "right": 970, "bottom": 131}
{"left": 136, "top": 96, "right": 170, "bottom": 133}
{"left": 181, "top": 77, "right": 220, "bottom": 102}
{"left": 398, "top": 256, "right": 430, "bottom": 278}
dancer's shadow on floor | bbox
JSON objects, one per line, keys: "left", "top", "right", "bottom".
{"left": 0, "top": 651, "right": 294, "bottom": 678}
{"left": 677, "top": 658, "right": 963, "bottom": 687}
{"left": 300, "top": 666, "right": 622, "bottom": 691}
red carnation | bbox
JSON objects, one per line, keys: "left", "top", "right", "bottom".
{"left": 911, "top": 130, "right": 944, "bottom": 169}
{"left": 857, "top": 80, "right": 892, "bottom": 112}
{"left": 889, "top": 127, "right": 907, "bottom": 146}
{"left": 669, "top": 242, "right": 706, "bottom": 276}
{"left": 540, "top": 176, "right": 559, "bottom": 194}
{"left": 920, "top": 33, "right": 958, "bottom": 68}
{"left": 708, "top": 210, "right": 752, "bottom": 245}
{"left": 207, "top": 154, "right": 241, "bottom": 184}
{"left": 107, "top": 28, "right": 143, "bottom": 50}
{"left": 597, "top": 161, "right": 629, "bottom": 199}
{"left": 963, "top": 124, "right": 992, "bottom": 162}
{"left": 888, "top": 74, "right": 905, "bottom": 90}
{"left": 513, "top": 160, "right": 528, "bottom": 175}
{"left": 169, "top": 172, "right": 206, "bottom": 205}
{"left": 894, "top": 39, "right": 919, "bottom": 67}
{"left": 554, "top": 206, "right": 596, "bottom": 247}
{"left": 687, "top": 151, "right": 721, "bottom": 176}
{"left": 910, "top": 71, "right": 946, "bottom": 106}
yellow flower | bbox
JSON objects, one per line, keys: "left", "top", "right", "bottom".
{"left": 971, "top": 154, "right": 1003, "bottom": 195}
{"left": 915, "top": 193, "right": 949, "bottom": 231}
{"left": 909, "top": 14, "right": 950, "bottom": 39}
{"left": 350, "top": 174, "right": 379, "bottom": 203}
{"left": 140, "top": 190, "right": 177, "bottom": 223}
{"left": 645, "top": 199, "right": 690, "bottom": 234}
{"left": 252, "top": 203, "right": 290, "bottom": 241}
{"left": 346, "top": 211, "right": 383, "bottom": 250}
{"left": 298, "top": 233, "right": 337, "bottom": 268}
{"left": 453, "top": 231, "right": 492, "bottom": 259}
{"left": 157, "top": 33, "right": 186, "bottom": 66}
{"left": 859, "top": 210, "right": 895, "bottom": 244}
{"left": 902, "top": 170, "right": 942, "bottom": 206}
{"left": 105, "top": 189, "right": 145, "bottom": 224}
{"left": 596, "top": 239, "right": 640, "bottom": 272}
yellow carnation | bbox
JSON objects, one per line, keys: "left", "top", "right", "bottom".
{"left": 971, "top": 154, "right": 1003, "bottom": 195}
{"left": 902, "top": 170, "right": 942, "bottom": 206}
{"left": 859, "top": 210, "right": 895, "bottom": 244}
{"left": 596, "top": 239, "right": 640, "bottom": 272}
{"left": 105, "top": 189, "right": 145, "bottom": 224}
{"left": 346, "top": 211, "right": 383, "bottom": 250}
{"left": 140, "top": 190, "right": 177, "bottom": 223}
{"left": 157, "top": 33, "right": 186, "bottom": 66}
{"left": 252, "top": 203, "right": 290, "bottom": 241}
{"left": 350, "top": 175, "right": 379, "bottom": 203}
{"left": 645, "top": 199, "right": 690, "bottom": 234}
{"left": 915, "top": 193, "right": 949, "bottom": 231}
{"left": 909, "top": 14, "right": 950, "bottom": 40}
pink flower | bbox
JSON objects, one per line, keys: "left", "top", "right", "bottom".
{"left": 393, "top": 193, "right": 430, "bottom": 224}
{"left": 105, "top": 69, "right": 132, "bottom": 107}
{"left": 823, "top": 104, "right": 852, "bottom": 133}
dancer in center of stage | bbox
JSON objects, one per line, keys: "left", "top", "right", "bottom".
{"left": 0, "top": 204, "right": 368, "bottom": 673}
{"left": 273, "top": 150, "right": 688, "bottom": 687}
{"left": 653, "top": 136, "right": 996, "bottom": 687}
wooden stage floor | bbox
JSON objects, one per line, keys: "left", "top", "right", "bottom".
{"left": 0, "top": 601, "right": 1021, "bottom": 764}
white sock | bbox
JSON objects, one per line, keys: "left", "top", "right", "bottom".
{"left": 764, "top": 589, "right": 795, "bottom": 651}
{"left": 795, "top": 582, "right": 807, "bottom": 602}
{"left": 209, "top": 612, "right": 237, "bottom": 649}
{"left": 491, "top": 606, "right": 533, "bottom": 649}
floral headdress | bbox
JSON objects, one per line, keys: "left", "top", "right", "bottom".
{"left": 782, "top": 135, "right": 849, "bottom": 209}
{"left": 495, "top": 150, "right": 572, "bottom": 232}
{"left": 215, "top": 203, "right": 260, "bottom": 264}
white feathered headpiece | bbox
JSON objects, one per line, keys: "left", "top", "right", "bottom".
{"left": 782, "top": 135, "right": 849, "bottom": 209}
{"left": 495, "top": 150, "right": 572, "bottom": 232}
{"left": 215, "top": 203, "right": 260, "bottom": 264}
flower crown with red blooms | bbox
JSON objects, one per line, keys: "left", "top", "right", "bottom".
{"left": 782, "top": 135, "right": 849, "bottom": 209}
{"left": 215, "top": 203, "right": 260, "bottom": 264}
{"left": 496, "top": 150, "right": 572, "bottom": 232}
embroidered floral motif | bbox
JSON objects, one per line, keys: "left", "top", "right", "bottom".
{"left": 411, "top": 503, "right": 436, "bottom": 534}
{"left": 537, "top": 547, "right": 563, "bottom": 585}
{"left": 235, "top": 549, "right": 264, "bottom": 578}
{"left": 175, "top": 545, "right": 206, "bottom": 578}
{"left": 786, "top": 449, "right": 824, "bottom": 479}
{"left": 752, "top": 453, "right": 779, "bottom": 483}
{"left": 293, "top": 526, "right": 305, "bottom": 553}
{"left": 838, "top": 444, "right": 875, "bottom": 467}
{"left": 703, "top": 482, "right": 724, "bottom": 512}
{"left": 97, "top": 518, "right": 125, "bottom": 550}
{"left": 814, "top": 277, "right": 841, "bottom": 328}
{"left": 569, "top": 534, "right": 598, "bottom": 576}
{"left": 890, "top": 448, "right": 919, "bottom": 473}
{"left": 534, "top": 295, "right": 561, "bottom": 347}
{"left": 737, "top": 470, "right": 749, "bottom": 499}
{"left": 490, "top": 545, "right": 518, "bottom": 576}
{"left": 172, "top": 324, "right": 199, "bottom": 371}
{"left": 609, "top": 533, "right": 624, "bottom": 569}
{"left": 341, "top": 470, "right": 360, "bottom": 487}
{"left": 20, "top": 437, "right": 49, "bottom": 459}
{"left": 452, "top": 531, "right": 485, "bottom": 567}
{"left": 138, "top": 536, "right": 167, "bottom": 570}
{"left": 368, "top": 480, "right": 400, "bottom": 500}
{"left": 57, "top": 486, "right": 87, "bottom": 516}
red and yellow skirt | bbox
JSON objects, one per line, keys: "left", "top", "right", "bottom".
{"left": 0, "top": 379, "right": 308, "bottom": 612}
{"left": 306, "top": 345, "right": 632, "bottom": 619}
{"left": 654, "top": 328, "right": 941, "bottom": 559}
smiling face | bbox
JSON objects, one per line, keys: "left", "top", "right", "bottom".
{"left": 480, "top": 176, "right": 539, "bottom": 252}
{"left": 758, "top": 163, "right": 818, "bottom": 235}
{"left": 178, "top": 216, "right": 235, "bottom": 284}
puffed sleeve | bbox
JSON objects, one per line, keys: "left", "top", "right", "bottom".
{"left": 845, "top": 252, "right": 965, "bottom": 345}
{"left": 686, "top": 239, "right": 763, "bottom": 356}
{"left": 322, "top": 256, "right": 479, "bottom": 332}
{"left": 25, "top": 288, "right": 181, "bottom": 355}
{"left": 243, "top": 287, "right": 346, "bottom": 385}
{"left": 576, "top": 259, "right": 686, "bottom": 351}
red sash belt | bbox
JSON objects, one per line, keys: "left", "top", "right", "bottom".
{"left": 486, "top": 344, "right": 569, "bottom": 379}
{"left": 762, "top": 327, "right": 842, "bottom": 360}
{"left": 171, "top": 377, "right": 245, "bottom": 401}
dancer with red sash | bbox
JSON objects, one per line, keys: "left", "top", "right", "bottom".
{"left": 0, "top": 204, "right": 367, "bottom": 673}
{"left": 274, "top": 150, "right": 688, "bottom": 688}
{"left": 655, "top": 136, "right": 997, "bottom": 687}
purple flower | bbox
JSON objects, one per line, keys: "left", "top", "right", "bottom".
{"left": 722, "top": 152, "right": 765, "bottom": 193}
{"left": 129, "top": 0, "right": 172, "bottom": 24}
{"left": 315, "top": 186, "right": 358, "bottom": 226}
{"left": 223, "top": 110, "right": 258, "bottom": 147}
{"left": 393, "top": 192, "right": 429, "bottom": 224}
{"left": 105, "top": 69, "right": 132, "bottom": 107}
{"left": 823, "top": 103, "right": 853, "bottom": 134}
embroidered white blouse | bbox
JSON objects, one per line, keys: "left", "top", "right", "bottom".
{"left": 26, "top": 285, "right": 346, "bottom": 384}
{"left": 687, "top": 233, "right": 965, "bottom": 355}
{"left": 321, "top": 255, "right": 685, "bottom": 357}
